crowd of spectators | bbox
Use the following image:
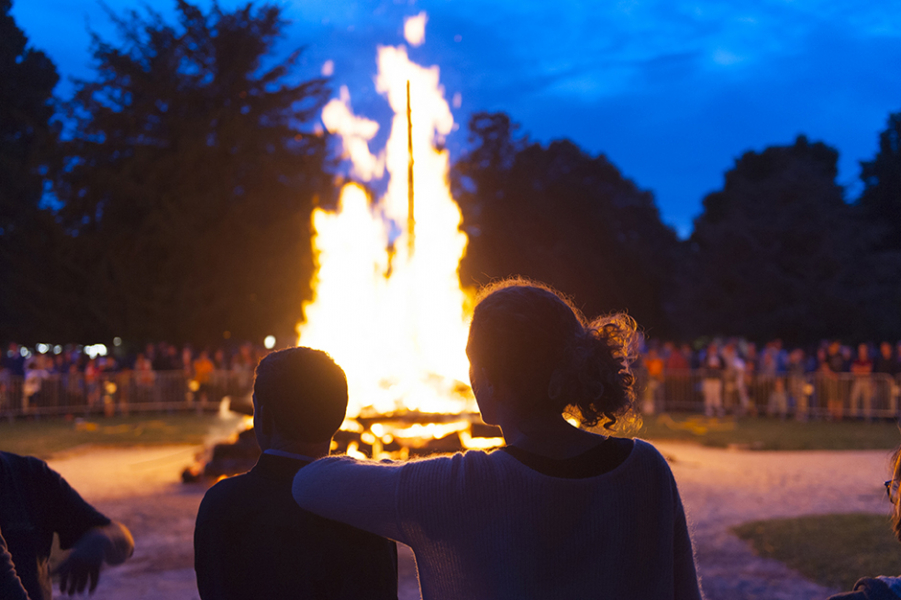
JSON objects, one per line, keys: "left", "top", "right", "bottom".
{"left": 5, "top": 337, "right": 901, "bottom": 420}
{"left": 0, "top": 341, "right": 272, "bottom": 412}
{"left": 640, "top": 338, "right": 901, "bottom": 420}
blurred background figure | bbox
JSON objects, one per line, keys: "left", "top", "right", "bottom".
{"left": 850, "top": 344, "right": 875, "bottom": 421}
{"left": 0, "top": 450, "right": 134, "bottom": 599}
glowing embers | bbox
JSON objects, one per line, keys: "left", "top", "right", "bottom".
{"left": 297, "top": 17, "right": 474, "bottom": 421}
{"left": 336, "top": 415, "right": 505, "bottom": 460}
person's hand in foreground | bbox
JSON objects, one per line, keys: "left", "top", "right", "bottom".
{"left": 55, "top": 522, "right": 134, "bottom": 596}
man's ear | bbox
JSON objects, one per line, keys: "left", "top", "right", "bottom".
{"left": 253, "top": 396, "right": 273, "bottom": 435}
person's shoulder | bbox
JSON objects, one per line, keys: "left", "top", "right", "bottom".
{"left": 625, "top": 439, "right": 673, "bottom": 472}
{"left": 1, "top": 450, "right": 43, "bottom": 466}
{"left": 829, "top": 577, "right": 901, "bottom": 600}
{"left": 197, "top": 472, "right": 255, "bottom": 518}
{"left": 0, "top": 451, "right": 55, "bottom": 479}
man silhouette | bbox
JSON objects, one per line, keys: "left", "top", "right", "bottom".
{"left": 0, "top": 450, "right": 134, "bottom": 599}
{"left": 194, "top": 347, "right": 398, "bottom": 599}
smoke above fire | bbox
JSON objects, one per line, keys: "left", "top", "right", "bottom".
{"left": 297, "top": 15, "right": 476, "bottom": 420}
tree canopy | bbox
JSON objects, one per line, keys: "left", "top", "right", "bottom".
{"left": 0, "top": 0, "right": 62, "bottom": 339}
{"left": 48, "top": 0, "right": 331, "bottom": 344}
{"left": 452, "top": 112, "right": 682, "bottom": 335}
{"left": 4, "top": 1, "right": 901, "bottom": 346}
{"left": 685, "top": 135, "right": 900, "bottom": 343}
{"left": 858, "top": 110, "right": 901, "bottom": 250}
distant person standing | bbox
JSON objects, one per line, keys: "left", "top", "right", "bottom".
{"left": 0, "top": 451, "right": 134, "bottom": 599}
{"left": 664, "top": 343, "right": 690, "bottom": 371}
{"left": 703, "top": 344, "right": 724, "bottom": 417}
{"left": 192, "top": 351, "right": 215, "bottom": 407}
{"left": 787, "top": 349, "right": 809, "bottom": 420}
{"left": 2, "top": 344, "right": 25, "bottom": 379}
{"left": 822, "top": 341, "right": 847, "bottom": 420}
{"left": 877, "top": 343, "right": 900, "bottom": 418}
{"left": 194, "top": 347, "right": 398, "bottom": 600}
{"left": 663, "top": 342, "right": 691, "bottom": 411}
{"left": 641, "top": 347, "right": 664, "bottom": 414}
{"left": 850, "top": 344, "right": 875, "bottom": 420}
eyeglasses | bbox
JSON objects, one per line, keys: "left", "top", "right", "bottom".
{"left": 885, "top": 480, "right": 898, "bottom": 503}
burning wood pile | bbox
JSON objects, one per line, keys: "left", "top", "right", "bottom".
{"left": 184, "top": 410, "right": 504, "bottom": 482}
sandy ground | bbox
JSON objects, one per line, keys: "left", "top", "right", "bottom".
{"left": 657, "top": 441, "right": 891, "bottom": 600}
{"left": 42, "top": 440, "right": 893, "bottom": 600}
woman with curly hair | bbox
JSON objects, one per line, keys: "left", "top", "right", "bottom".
{"left": 292, "top": 279, "right": 702, "bottom": 599}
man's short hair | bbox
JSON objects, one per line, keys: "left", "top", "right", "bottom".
{"left": 253, "top": 347, "right": 348, "bottom": 443}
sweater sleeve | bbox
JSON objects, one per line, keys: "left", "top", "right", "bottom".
{"left": 671, "top": 472, "right": 704, "bottom": 600}
{"left": 292, "top": 456, "right": 409, "bottom": 545}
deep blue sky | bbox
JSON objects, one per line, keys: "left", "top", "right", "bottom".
{"left": 13, "top": 0, "right": 901, "bottom": 237}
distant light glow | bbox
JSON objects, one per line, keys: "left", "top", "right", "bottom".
{"left": 53, "top": 345, "right": 62, "bottom": 355}
{"left": 36, "top": 343, "right": 49, "bottom": 354}
{"left": 113, "top": 336, "right": 122, "bottom": 346}
{"left": 345, "top": 441, "right": 367, "bottom": 459}
{"left": 19, "top": 347, "right": 28, "bottom": 357}
{"left": 404, "top": 12, "right": 427, "bottom": 47}
{"left": 263, "top": 335, "right": 276, "bottom": 349}
{"left": 321, "top": 59, "right": 335, "bottom": 76}
{"left": 85, "top": 344, "right": 108, "bottom": 358}
{"left": 452, "top": 92, "right": 462, "bottom": 109}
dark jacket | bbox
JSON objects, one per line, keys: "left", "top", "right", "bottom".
{"left": 1, "top": 525, "right": 29, "bottom": 600}
{"left": 194, "top": 453, "right": 398, "bottom": 600}
{"left": 829, "top": 577, "right": 901, "bottom": 600}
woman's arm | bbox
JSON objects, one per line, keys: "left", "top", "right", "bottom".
{"left": 292, "top": 456, "right": 409, "bottom": 544}
{"left": 671, "top": 475, "right": 704, "bottom": 600}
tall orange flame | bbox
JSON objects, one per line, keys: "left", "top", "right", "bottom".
{"left": 297, "top": 36, "right": 475, "bottom": 420}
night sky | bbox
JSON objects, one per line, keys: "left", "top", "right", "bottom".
{"left": 13, "top": 0, "right": 901, "bottom": 237}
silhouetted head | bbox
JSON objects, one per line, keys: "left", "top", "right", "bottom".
{"left": 465, "top": 278, "right": 637, "bottom": 429}
{"left": 252, "top": 347, "right": 348, "bottom": 444}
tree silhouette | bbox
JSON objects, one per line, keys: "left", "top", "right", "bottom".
{"left": 0, "top": 0, "right": 64, "bottom": 340}
{"left": 54, "top": 0, "right": 331, "bottom": 344}
{"left": 858, "top": 110, "right": 901, "bottom": 250}
{"left": 685, "top": 135, "right": 899, "bottom": 342}
{"left": 453, "top": 112, "right": 681, "bottom": 335}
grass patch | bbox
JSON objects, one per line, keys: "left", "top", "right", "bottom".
{"left": 733, "top": 513, "right": 901, "bottom": 590}
{"left": 630, "top": 413, "right": 901, "bottom": 450}
{"left": 0, "top": 413, "right": 230, "bottom": 458}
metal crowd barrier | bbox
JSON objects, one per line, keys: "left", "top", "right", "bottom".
{"left": 0, "top": 370, "right": 253, "bottom": 418}
{"left": 2, "top": 368, "right": 899, "bottom": 420}
{"left": 636, "top": 369, "right": 900, "bottom": 419}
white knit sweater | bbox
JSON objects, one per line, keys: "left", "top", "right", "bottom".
{"left": 292, "top": 439, "right": 702, "bottom": 600}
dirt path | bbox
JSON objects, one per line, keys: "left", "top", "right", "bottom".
{"left": 44, "top": 442, "right": 892, "bottom": 599}
{"left": 654, "top": 441, "right": 891, "bottom": 600}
